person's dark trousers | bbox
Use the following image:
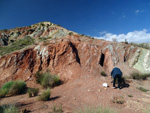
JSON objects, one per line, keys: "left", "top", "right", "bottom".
{"left": 113, "top": 74, "right": 122, "bottom": 88}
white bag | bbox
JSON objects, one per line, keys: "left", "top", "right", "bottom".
{"left": 102, "top": 83, "right": 108, "bottom": 87}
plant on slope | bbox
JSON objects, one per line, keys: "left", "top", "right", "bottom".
{"left": 27, "top": 88, "right": 39, "bottom": 97}
{"left": 101, "top": 71, "right": 107, "bottom": 76}
{"left": 130, "top": 72, "right": 150, "bottom": 80}
{"left": 0, "top": 104, "right": 18, "bottom": 113}
{"left": 35, "top": 71, "right": 61, "bottom": 88}
{"left": 130, "top": 43, "right": 150, "bottom": 50}
{"left": 0, "top": 81, "right": 13, "bottom": 98}
{"left": 52, "top": 104, "right": 63, "bottom": 113}
{"left": 0, "top": 36, "right": 34, "bottom": 56}
{"left": 38, "top": 89, "right": 50, "bottom": 101}
{"left": 136, "top": 87, "right": 149, "bottom": 92}
{"left": 111, "top": 96, "right": 125, "bottom": 104}
{"left": 0, "top": 80, "right": 27, "bottom": 97}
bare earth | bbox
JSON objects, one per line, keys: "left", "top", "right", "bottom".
{"left": 1, "top": 74, "right": 150, "bottom": 113}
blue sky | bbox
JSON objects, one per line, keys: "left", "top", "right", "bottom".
{"left": 1, "top": 0, "right": 150, "bottom": 43}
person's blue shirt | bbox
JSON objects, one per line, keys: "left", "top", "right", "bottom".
{"left": 111, "top": 67, "right": 122, "bottom": 78}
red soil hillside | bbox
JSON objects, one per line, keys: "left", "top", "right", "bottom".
{"left": 0, "top": 22, "right": 150, "bottom": 113}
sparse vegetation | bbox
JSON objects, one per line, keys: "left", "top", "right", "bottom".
{"left": 111, "top": 96, "right": 125, "bottom": 104}
{"left": 144, "top": 107, "right": 150, "bottom": 113}
{"left": 128, "top": 94, "right": 133, "bottom": 98}
{"left": 130, "top": 43, "right": 150, "bottom": 50}
{"left": 130, "top": 72, "right": 150, "bottom": 80}
{"left": 0, "top": 29, "right": 8, "bottom": 32}
{"left": 43, "top": 40, "right": 50, "bottom": 46}
{"left": 27, "top": 88, "right": 39, "bottom": 97}
{"left": 101, "top": 71, "right": 107, "bottom": 76}
{"left": 0, "top": 36, "right": 34, "bottom": 56}
{"left": 35, "top": 71, "right": 61, "bottom": 88}
{"left": 136, "top": 87, "right": 149, "bottom": 92}
{"left": 52, "top": 105, "right": 63, "bottom": 113}
{"left": 0, "top": 81, "right": 27, "bottom": 97}
{"left": 80, "top": 34, "right": 85, "bottom": 36}
{"left": 0, "top": 81, "right": 13, "bottom": 98}
{"left": 38, "top": 37, "right": 47, "bottom": 41}
{"left": 69, "top": 32, "right": 73, "bottom": 36}
{"left": 38, "top": 89, "right": 50, "bottom": 101}
{"left": 41, "top": 22, "right": 45, "bottom": 26}
{"left": 0, "top": 104, "right": 18, "bottom": 113}
{"left": 74, "top": 106, "right": 117, "bottom": 113}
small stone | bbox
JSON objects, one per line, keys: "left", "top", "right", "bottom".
{"left": 88, "top": 89, "right": 90, "bottom": 92}
{"left": 98, "top": 89, "right": 101, "bottom": 92}
{"left": 73, "top": 98, "right": 76, "bottom": 100}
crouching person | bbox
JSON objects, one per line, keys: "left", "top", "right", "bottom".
{"left": 111, "top": 67, "right": 122, "bottom": 89}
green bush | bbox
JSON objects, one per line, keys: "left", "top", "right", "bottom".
{"left": 8, "top": 81, "right": 27, "bottom": 95}
{"left": 35, "top": 71, "right": 61, "bottom": 88}
{"left": 38, "top": 89, "right": 50, "bottom": 101}
{"left": 130, "top": 72, "right": 150, "bottom": 80}
{"left": 0, "top": 104, "right": 18, "bottom": 113}
{"left": 69, "top": 32, "right": 73, "bottom": 36}
{"left": 27, "top": 88, "right": 39, "bottom": 97}
{"left": 52, "top": 105, "right": 63, "bottom": 113}
{"left": 0, "top": 81, "right": 13, "bottom": 97}
{"left": 0, "top": 36, "right": 34, "bottom": 56}
{"left": 0, "top": 81, "right": 27, "bottom": 97}
{"left": 101, "top": 71, "right": 107, "bottom": 76}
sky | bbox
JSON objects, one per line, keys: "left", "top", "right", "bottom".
{"left": 0, "top": 0, "right": 150, "bottom": 43}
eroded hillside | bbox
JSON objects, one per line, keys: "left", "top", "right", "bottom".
{"left": 0, "top": 22, "right": 150, "bottom": 86}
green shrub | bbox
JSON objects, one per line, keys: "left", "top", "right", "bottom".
{"left": 69, "top": 32, "right": 73, "bottom": 36}
{"left": 38, "top": 89, "right": 50, "bottom": 101}
{"left": 75, "top": 106, "right": 116, "bottom": 113}
{"left": 128, "top": 94, "right": 133, "bottom": 98}
{"left": 41, "top": 23, "right": 45, "bottom": 26}
{"left": 136, "top": 87, "right": 149, "bottom": 92}
{"left": 0, "top": 81, "right": 27, "bottom": 97}
{"left": 0, "top": 36, "right": 34, "bottom": 56}
{"left": 27, "top": 88, "right": 39, "bottom": 97}
{"left": 0, "top": 81, "right": 14, "bottom": 97}
{"left": 35, "top": 71, "right": 61, "bottom": 88}
{"left": 0, "top": 104, "right": 18, "bottom": 113}
{"left": 130, "top": 72, "right": 150, "bottom": 80}
{"left": 52, "top": 105, "right": 63, "bottom": 113}
{"left": 8, "top": 81, "right": 27, "bottom": 95}
{"left": 101, "top": 71, "right": 107, "bottom": 76}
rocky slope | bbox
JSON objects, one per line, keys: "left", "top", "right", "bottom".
{"left": 0, "top": 22, "right": 150, "bottom": 86}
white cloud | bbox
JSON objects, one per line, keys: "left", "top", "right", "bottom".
{"left": 94, "top": 29, "right": 150, "bottom": 43}
{"left": 134, "top": 9, "right": 144, "bottom": 15}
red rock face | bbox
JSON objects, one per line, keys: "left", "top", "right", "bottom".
{"left": 0, "top": 22, "right": 140, "bottom": 86}
{"left": 0, "top": 34, "right": 138, "bottom": 86}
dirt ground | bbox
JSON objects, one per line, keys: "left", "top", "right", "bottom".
{"left": 1, "top": 74, "right": 150, "bottom": 113}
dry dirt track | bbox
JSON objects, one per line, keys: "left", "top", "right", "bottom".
{"left": 1, "top": 74, "right": 150, "bottom": 113}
